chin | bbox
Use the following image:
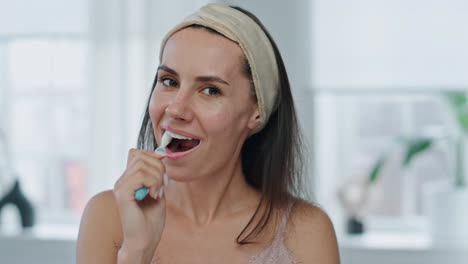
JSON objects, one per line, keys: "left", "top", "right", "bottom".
{"left": 165, "top": 168, "right": 202, "bottom": 182}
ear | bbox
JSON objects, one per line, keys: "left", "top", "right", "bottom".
{"left": 247, "top": 107, "right": 261, "bottom": 131}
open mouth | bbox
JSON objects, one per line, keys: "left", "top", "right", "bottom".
{"left": 164, "top": 130, "right": 201, "bottom": 153}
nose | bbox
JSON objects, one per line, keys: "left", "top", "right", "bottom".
{"left": 165, "top": 90, "right": 193, "bottom": 122}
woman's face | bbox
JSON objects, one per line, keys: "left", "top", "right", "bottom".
{"left": 149, "top": 27, "right": 260, "bottom": 181}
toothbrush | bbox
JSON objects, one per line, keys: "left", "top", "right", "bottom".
{"left": 134, "top": 131, "right": 172, "bottom": 201}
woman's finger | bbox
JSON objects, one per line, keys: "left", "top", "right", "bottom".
{"left": 115, "top": 168, "right": 164, "bottom": 201}
{"left": 128, "top": 150, "right": 166, "bottom": 171}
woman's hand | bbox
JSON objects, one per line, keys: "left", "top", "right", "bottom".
{"left": 113, "top": 148, "right": 167, "bottom": 262}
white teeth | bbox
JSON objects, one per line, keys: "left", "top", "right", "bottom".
{"left": 165, "top": 130, "right": 193, "bottom": 140}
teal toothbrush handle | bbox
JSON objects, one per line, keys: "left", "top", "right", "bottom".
{"left": 135, "top": 187, "right": 149, "bottom": 201}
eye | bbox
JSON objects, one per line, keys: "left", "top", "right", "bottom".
{"left": 202, "top": 86, "right": 222, "bottom": 96}
{"left": 159, "top": 77, "right": 178, "bottom": 87}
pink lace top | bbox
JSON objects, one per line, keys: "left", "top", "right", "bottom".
{"left": 246, "top": 204, "right": 296, "bottom": 264}
{"left": 151, "top": 204, "right": 296, "bottom": 264}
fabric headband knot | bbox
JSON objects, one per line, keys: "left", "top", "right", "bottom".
{"left": 159, "top": 3, "right": 280, "bottom": 134}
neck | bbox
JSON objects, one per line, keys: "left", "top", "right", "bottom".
{"left": 165, "top": 158, "right": 259, "bottom": 226}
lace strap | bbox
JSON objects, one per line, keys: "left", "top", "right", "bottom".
{"left": 281, "top": 202, "right": 294, "bottom": 231}
{"left": 270, "top": 201, "right": 294, "bottom": 243}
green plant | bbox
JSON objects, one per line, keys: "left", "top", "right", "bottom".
{"left": 368, "top": 91, "right": 467, "bottom": 188}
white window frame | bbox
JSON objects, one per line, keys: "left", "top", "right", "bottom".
{"left": 313, "top": 89, "right": 456, "bottom": 235}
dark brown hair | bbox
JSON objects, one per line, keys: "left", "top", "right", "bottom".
{"left": 137, "top": 5, "right": 305, "bottom": 244}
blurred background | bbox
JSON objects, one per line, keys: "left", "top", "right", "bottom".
{"left": 0, "top": 0, "right": 467, "bottom": 263}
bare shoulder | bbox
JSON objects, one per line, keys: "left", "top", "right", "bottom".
{"left": 81, "top": 190, "right": 117, "bottom": 214}
{"left": 76, "top": 190, "right": 123, "bottom": 263}
{"left": 285, "top": 199, "right": 340, "bottom": 264}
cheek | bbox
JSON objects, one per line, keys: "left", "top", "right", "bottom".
{"left": 198, "top": 103, "right": 250, "bottom": 137}
{"left": 148, "top": 90, "right": 167, "bottom": 125}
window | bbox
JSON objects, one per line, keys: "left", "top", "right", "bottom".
{"left": 0, "top": 0, "right": 89, "bottom": 228}
{"left": 1, "top": 38, "right": 89, "bottom": 224}
{"left": 0, "top": 0, "right": 203, "bottom": 231}
{"left": 312, "top": 0, "right": 468, "bottom": 235}
{"left": 314, "top": 92, "right": 455, "bottom": 232}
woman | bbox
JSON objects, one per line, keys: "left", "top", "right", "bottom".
{"left": 77, "top": 4, "right": 339, "bottom": 264}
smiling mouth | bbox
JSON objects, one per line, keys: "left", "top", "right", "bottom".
{"left": 164, "top": 130, "right": 201, "bottom": 153}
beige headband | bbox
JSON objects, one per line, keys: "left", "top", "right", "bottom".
{"left": 159, "top": 3, "right": 280, "bottom": 133}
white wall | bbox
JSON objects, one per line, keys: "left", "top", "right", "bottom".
{"left": 314, "top": 0, "right": 468, "bottom": 89}
{"left": 0, "top": 0, "right": 87, "bottom": 36}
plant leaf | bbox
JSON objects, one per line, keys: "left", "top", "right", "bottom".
{"left": 444, "top": 91, "right": 468, "bottom": 134}
{"left": 445, "top": 91, "right": 467, "bottom": 107}
{"left": 457, "top": 111, "right": 468, "bottom": 134}
{"left": 369, "top": 156, "right": 386, "bottom": 184}
{"left": 368, "top": 137, "right": 405, "bottom": 184}
{"left": 403, "top": 137, "right": 433, "bottom": 167}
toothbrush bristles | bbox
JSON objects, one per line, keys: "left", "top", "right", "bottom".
{"left": 161, "top": 131, "right": 172, "bottom": 148}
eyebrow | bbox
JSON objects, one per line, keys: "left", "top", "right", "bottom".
{"left": 157, "top": 65, "right": 178, "bottom": 76}
{"left": 157, "top": 65, "right": 230, "bottom": 86}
